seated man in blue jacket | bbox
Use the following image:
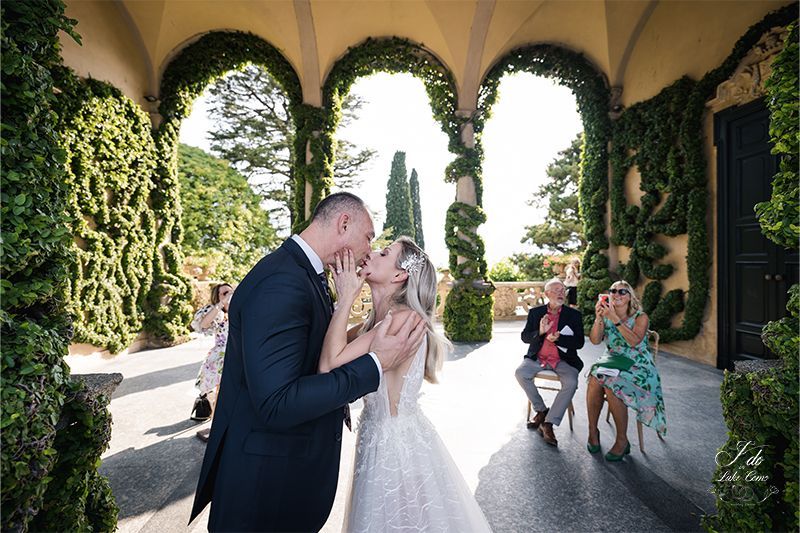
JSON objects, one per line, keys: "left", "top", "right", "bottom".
{"left": 515, "top": 278, "right": 585, "bottom": 446}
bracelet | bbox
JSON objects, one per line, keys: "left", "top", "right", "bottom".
{"left": 614, "top": 320, "right": 623, "bottom": 327}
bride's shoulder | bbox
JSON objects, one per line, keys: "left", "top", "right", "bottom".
{"left": 388, "top": 306, "right": 416, "bottom": 330}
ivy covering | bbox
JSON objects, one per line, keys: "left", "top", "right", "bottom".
{"left": 53, "top": 68, "right": 160, "bottom": 353}
{"left": 1, "top": 0, "right": 115, "bottom": 530}
{"left": 155, "top": 31, "right": 304, "bottom": 342}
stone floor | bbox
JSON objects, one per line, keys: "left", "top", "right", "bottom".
{"left": 65, "top": 321, "right": 727, "bottom": 532}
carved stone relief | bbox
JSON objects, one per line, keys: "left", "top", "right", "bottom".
{"left": 707, "top": 26, "right": 789, "bottom": 113}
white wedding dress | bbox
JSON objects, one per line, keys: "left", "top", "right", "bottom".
{"left": 343, "top": 339, "right": 492, "bottom": 532}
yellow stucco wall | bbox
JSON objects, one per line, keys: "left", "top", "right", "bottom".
{"left": 61, "top": 0, "right": 150, "bottom": 106}
{"left": 481, "top": 0, "right": 610, "bottom": 84}
{"left": 136, "top": 1, "right": 304, "bottom": 90}
{"left": 621, "top": 0, "right": 793, "bottom": 106}
{"left": 311, "top": 0, "right": 474, "bottom": 88}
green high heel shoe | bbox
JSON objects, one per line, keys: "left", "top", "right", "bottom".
{"left": 604, "top": 441, "right": 631, "bottom": 462}
{"left": 587, "top": 429, "right": 601, "bottom": 454}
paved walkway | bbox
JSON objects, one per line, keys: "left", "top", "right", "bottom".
{"left": 66, "top": 322, "right": 727, "bottom": 532}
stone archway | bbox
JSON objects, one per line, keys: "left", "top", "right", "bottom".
{"left": 301, "top": 37, "right": 496, "bottom": 342}
{"left": 475, "top": 43, "right": 613, "bottom": 328}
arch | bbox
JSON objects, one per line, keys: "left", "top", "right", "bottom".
{"left": 316, "top": 36, "right": 498, "bottom": 341}
{"left": 476, "top": 43, "right": 613, "bottom": 327}
{"left": 147, "top": 31, "right": 304, "bottom": 340}
{"left": 157, "top": 30, "right": 303, "bottom": 124}
{"left": 290, "top": 36, "right": 461, "bottom": 230}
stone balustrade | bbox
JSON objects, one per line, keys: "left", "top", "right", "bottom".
{"left": 190, "top": 275, "right": 547, "bottom": 323}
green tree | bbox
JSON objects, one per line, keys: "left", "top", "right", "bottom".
{"left": 521, "top": 133, "right": 586, "bottom": 254}
{"left": 383, "top": 151, "right": 415, "bottom": 239}
{"left": 488, "top": 259, "right": 524, "bottom": 281}
{"left": 206, "top": 64, "right": 374, "bottom": 233}
{"left": 409, "top": 168, "right": 425, "bottom": 249}
{"left": 510, "top": 252, "right": 557, "bottom": 281}
{"left": 178, "top": 144, "right": 278, "bottom": 281}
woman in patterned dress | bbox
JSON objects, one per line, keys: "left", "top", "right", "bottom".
{"left": 191, "top": 282, "right": 233, "bottom": 441}
{"left": 586, "top": 280, "right": 666, "bottom": 461}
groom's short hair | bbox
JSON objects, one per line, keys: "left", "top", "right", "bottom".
{"left": 311, "top": 192, "right": 367, "bottom": 223}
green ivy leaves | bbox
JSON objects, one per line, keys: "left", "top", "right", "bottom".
{"left": 757, "top": 23, "right": 799, "bottom": 250}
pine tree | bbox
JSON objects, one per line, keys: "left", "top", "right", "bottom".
{"left": 521, "top": 133, "right": 586, "bottom": 253}
{"left": 409, "top": 168, "right": 425, "bottom": 249}
{"left": 206, "top": 64, "right": 374, "bottom": 233}
{"left": 383, "top": 151, "right": 415, "bottom": 240}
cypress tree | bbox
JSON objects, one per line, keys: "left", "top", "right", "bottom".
{"left": 383, "top": 151, "right": 415, "bottom": 239}
{"left": 409, "top": 168, "right": 425, "bottom": 249}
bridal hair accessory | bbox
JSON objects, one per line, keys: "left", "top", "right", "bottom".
{"left": 400, "top": 252, "right": 426, "bottom": 274}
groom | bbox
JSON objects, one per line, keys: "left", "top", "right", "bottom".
{"left": 189, "top": 192, "right": 426, "bottom": 532}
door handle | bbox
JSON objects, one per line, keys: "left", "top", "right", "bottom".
{"left": 774, "top": 274, "right": 783, "bottom": 282}
{"left": 764, "top": 274, "right": 772, "bottom": 281}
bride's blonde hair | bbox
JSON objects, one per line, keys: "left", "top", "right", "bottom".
{"left": 361, "top": 236, "right": 451, "bottom": 383}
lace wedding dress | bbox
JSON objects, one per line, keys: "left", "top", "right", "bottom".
{"left": 343, "top": 339, "right": 492, "bottom": 532}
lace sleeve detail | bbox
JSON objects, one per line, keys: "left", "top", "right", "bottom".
{"left": 191, "top": 305, "right": 216, "bottom": 334}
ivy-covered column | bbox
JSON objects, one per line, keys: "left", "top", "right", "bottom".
{"left": 292, "top": 103, "right": 329, "bottom": 231}
{"left": 443, "top": 111, "right": 494, "bottom": 342}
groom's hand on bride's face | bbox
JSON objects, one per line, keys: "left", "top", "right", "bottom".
{"left": 370, "top": 311, "right": 427, "bottom": 371}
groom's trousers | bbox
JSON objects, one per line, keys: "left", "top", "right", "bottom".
{"left": 514, "top": 358, "right": 578, "bottom": 426}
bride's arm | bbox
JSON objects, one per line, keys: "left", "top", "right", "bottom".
{"left": 318, "top": 249, "right": 368, "bottom": 373}
{"left": 319, "top": 309, "right": 415, "bottom": 373}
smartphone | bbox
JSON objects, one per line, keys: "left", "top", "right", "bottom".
{"left": 598, "top": 294, "right": 609, "bottom": 305}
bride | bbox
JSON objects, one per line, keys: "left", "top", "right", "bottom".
{"left": 318, "top": 236, "right": 492, "bottom": 532}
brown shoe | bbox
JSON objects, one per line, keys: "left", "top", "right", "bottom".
{"left": 527, "top": 408, "right": 549, "bottom": 429}
{"left": 539, "top": 422, "right": 558, "bottom": 446}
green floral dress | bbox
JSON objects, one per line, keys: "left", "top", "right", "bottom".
{"left": 589, "top": 311, "right": 667, "bottom": 436}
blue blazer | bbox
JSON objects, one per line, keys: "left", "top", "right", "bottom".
{"left": 189, "top": 238, "right": 380, "bottom": 532}
{"left": 521, "top": 304, "right": 585, "bottom": 371}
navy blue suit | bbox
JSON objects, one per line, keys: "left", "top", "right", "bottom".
{"left": 189, "top": 239, "right": 380, "bottom": 532}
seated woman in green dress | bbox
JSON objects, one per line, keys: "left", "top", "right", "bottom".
{"left": 586, "top": 280, "right": 666, "bottom": 461}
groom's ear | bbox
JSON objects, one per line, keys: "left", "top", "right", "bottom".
{"left": 337, "top": 213, "right": 350, "bottom": 235}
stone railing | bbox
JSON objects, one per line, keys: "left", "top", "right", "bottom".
{"left": 190, "top": 275, "right": 547, "bottom": 323}
{"left": 490, "top": 281, "right": 546, "bottom": 319}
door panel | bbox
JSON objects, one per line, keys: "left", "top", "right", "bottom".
{"left": 715, "top": 99, "right": 796, "bottom": 369}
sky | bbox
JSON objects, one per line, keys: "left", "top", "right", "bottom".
{"left": 179, "top": 71, "right": 582, "bottom": 269}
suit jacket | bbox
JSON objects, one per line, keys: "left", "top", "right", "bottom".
{"left": 521, "top": 304, "right": 585, "bottom": 371}
{"left": 189, "top": 238, "right": 380, "bottom": 532}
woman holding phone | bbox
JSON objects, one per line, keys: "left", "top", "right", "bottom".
{"left": 585, "top": 280, "right": 666, "bottom": 461}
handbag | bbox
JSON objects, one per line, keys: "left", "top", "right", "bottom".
{"left": 191, "top": 393, "right": 212, "bottom": 421}
{"left": 591, "top": 353, "right": 635, "bottom": 374}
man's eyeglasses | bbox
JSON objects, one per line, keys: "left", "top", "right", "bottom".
{"left": 608, "top": 288, "right": 630, "bottom": 296}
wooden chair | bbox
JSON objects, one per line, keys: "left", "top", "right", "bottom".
{"left": 604, "top": 330, "right": 664, "bottom": 452}
{"left": 526, "top": 370, "right": 575, "bottom": 431}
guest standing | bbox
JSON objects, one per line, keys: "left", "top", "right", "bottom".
{"left": 191, "top": 282, "right": 233, "bottom": 441}
{"left": 564, "top": 258, "right": 580, "bottom": 308}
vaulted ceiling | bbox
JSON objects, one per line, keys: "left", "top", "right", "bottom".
{"left": 61, "top": 0, "right": 791, "bottom": 108}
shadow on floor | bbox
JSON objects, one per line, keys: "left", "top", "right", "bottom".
{"left": 112, "top": 362, "right": 201, "bottom": 399}
{"left": 474, "top": 425, "right": 705, "bottom": 532}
